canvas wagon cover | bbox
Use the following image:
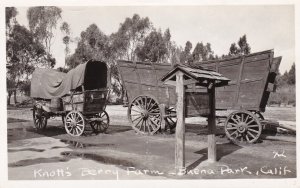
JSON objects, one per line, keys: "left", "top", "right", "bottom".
{"left": 30, "top": 63, "right": 87, "bottom": 99}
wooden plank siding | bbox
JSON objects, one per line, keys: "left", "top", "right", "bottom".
{"left": 198, "top": 50, "right": 276, "bottom": 111}
{"left": 117, "top": 60, "right": 176, "bottom": 106}
{"left": 117, "top": 49, "right": 281, "bottom": 112}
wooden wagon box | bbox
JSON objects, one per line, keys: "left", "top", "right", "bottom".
{"left": 62, "top": 89, "right": 108, "bottom": 113}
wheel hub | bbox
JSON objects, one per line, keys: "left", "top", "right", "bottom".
{"left": 71, "top": 120, "right": 77, "bottom": 127}
{"left": 237, "top": 122, "right": 248, "bottom": 133}
{"left": 141, "top": 109, "right": 149, "bottom": 119}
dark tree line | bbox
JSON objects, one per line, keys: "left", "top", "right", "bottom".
{"left": 8, "top": 7, "right": 293, "bottom": 106}
{"left": 269, "top": 63, "right": 295, "bottom": 106}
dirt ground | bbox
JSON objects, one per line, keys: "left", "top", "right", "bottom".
{"left": 7, "top": 105, "right": 296, "bottom": 180}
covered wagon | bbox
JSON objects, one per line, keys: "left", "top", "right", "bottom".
{"left": 30, "top": 60, "right": 111, "bottom": 136}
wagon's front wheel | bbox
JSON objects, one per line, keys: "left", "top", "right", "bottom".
{"left": 224, "top": 110, "right": 262, "bottom": 144}
{"left": 65, "top": 111, "right": 85, "bottom": 136}
{"left": 128, "top": 95, "right": 162, "bottom": 135}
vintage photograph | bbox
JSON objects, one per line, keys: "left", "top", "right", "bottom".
{"left": 5, "top": 4, "right": 296, "bottom": 182}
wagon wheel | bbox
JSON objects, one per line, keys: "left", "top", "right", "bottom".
{"left": 64, "top": 111, "right": 85, "bottom": 136}
{"left": 224, "top": 110, "right": 262, "bottom": 144}
{"left": 128, "top": 95, "right": 162, "bottom": 135}
{"left": 90, "top": 111, "right": 110, "bottom": 133}
{"left": 33, "top": 105, "right": 47, "bottom": 130}
{"left": 165, "top": 107, "right": 177, "bottom": 131}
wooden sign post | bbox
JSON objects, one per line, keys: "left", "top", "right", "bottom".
{"left": 175, "top": 72, "right": 186, "bottom": 175}
{"left": 161, "top": 64, "right": 229, "bottom": 175}
{"left": 207, "top": 82, "right": 217, "bottom": 162}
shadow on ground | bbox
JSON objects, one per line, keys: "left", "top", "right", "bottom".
{"left": 186, "top": 143, "right": 242, "bottom": 172}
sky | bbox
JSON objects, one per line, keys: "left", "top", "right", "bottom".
{"left": 15, "top": 5, "right": 295, "bottom": 73}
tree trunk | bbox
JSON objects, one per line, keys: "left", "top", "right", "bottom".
{"left": 13, "top": 90, "right": 17, "bottom": 104}
{"left": 7, "top": 92, "right": 12, "bottom": 105}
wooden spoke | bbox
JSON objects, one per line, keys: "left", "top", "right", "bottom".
{"left": 147, "top": 119, "right": 156, "bottom": 133}
{"left": 132, "top": 116, "right": 142, "bottom": 122}
{"left": 246, "top": 119, "right": 255, "bottom": 125}
{"left": 230, "top": 130, "right": 238, "bottom": 136}
{"left": 247, "top": 124, "right": 260, "bottom": 128}
{"left": 131, "top": 108, "right": 142, "bottom": 113}
{"left": 248, "top": 128, "right": 259, "bottom": 134}
{"left": 246, "top": 135, "right": 250, "bottom": 142}
{"left": 231, "top": 116, "right": 240, "bottom": 124}
{"left": 224, "top": 110, "right": 262, "bottom": 145}
{"left": 247, "top": 131, "right": 256, "bottom": 139}
{"left": 226, "top": 127, "right": 238, "bottom": 130}
{"left": 64, "top": 111, "right": 85, "bottom": 136}
{"left": 228, "top": 123, "right": 238, "bottom": 127}
{"left": 146, "top": 98, "right": 153, "bottom": 110}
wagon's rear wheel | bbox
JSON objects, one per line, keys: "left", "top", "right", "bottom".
{"left": 128, "top": 95, "right": 162, "bottom": 135}
{"left": 90, "top": 111, "right": 110, "bottom": 133}
{"left": 224, "top": 110, "right": 262, "bottom": 144}
{"left": 33, "top": 105, "right": 47, "bottom": 130}
{"left": 65, "top": 111, "right": 85, "bottom": 136}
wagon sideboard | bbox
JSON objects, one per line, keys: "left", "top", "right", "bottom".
{"left": 117, "top": 49, "right": 281, "bottom": 113}
{"left": 193, "top": 50, "right": 281, "bottom": 112}
{"left": 117, "top": 60, "right": 177, "bottom": 107}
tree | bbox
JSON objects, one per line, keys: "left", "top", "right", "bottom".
{"left": 287, "top": 63, "right": 295, "bottom": 85}
{"left": 163, "top": 28, "right": 172, "bottom": 63}
{"left": 169, "top": 42, "right": 182, "bottom": 65}
{"left": 60, "top": 21, "right": 71, "bottom": 68}
{"left": 6, "top": 7, "right": 18, "bottom": 36}
{"left": 180, "top": 41, "right": 192, "bottom": 63}
{"left": 27, "top": 6, "right": 62, "bottom": 59}
{"left": 228, "top": 34, "right": 251, "bottom": 57}
{"left": 136, "top": 29, "right": 168, "bottom": 62}
{"left": 66, "top": 23, "right": 111, "bottom": 69}
{"left": 192, "top": 42, "right": 214, "bottom": 62}
{"left": 229, "top": 43, "right": 239, "bottom": 56}
{"left": 6, "top": 24, "right": 48, "bottom": 104}
{"left": 110, "top": 14, "right": 151, "bottom": 61}
{"left": 192, "top": 42, "right": 204, "bottom": 62}
{"left": 238, "top": 35, "right": 251, "bottom": 55}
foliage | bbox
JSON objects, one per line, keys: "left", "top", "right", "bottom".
{"left": 192, "top": 42, "right": 215, "bottom": 62}
{"left": 228, "top": 34, "right": 251, "bottom": 56}
{"left": 179, "top": 41, "right": 193, "bottom": 63}
{"left": 110, "top": 14, "right": 151, "bottom": 61}
{"left": 6, "top": 7, "right": 18, "bottom": 33}
{"left": 66, "top": 23, "right": 111, "bottom": 69}
{"left": 7, "top": 24, "right": 50, "bottom": 87}
{"left": 269, "top": 64, "right": 296, "bottom": 106}
{"left": 6, "top": 7, "right": 56, "bottom": 104}
{"left": 136, "top": 29, "right": 168, "bottom": 62}
{"left": 60, "top": 21, "right": 71, "bottom": 67}
{"left": 287, "top": 63, "right": 295, "bottom": 85}
{"left": 27, "top": 6, "right": 62, "bottom": 57}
